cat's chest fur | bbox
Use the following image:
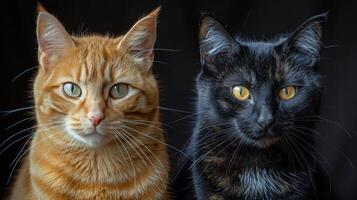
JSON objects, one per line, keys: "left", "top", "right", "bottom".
{"left": 197, "top": 157, "right": 308, "bottom": 200}
{"left": 191, "top": 128, "right": 310, "bottom": 200}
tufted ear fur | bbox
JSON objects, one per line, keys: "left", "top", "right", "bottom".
{"left": 36, "top": 9, "right": 75, "bottom": 72}
{"left": 118, "top": 7, "right": 160, "bottom": 71}
{"left": 283, "top": 13, "right": 327, "bottom": 67}
{"left": 199, "top": 15, "right": 239, "bottom": 72}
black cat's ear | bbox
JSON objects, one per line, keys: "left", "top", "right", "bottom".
{"left": 283, "top": 13, "right": 327, "bottom": 66}
{"left": 199, "top": 15, "right": 239, "bottom": 70}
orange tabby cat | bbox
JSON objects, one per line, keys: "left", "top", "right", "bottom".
{"left": 10, "top": 6, "right": 170, "bottom": 200}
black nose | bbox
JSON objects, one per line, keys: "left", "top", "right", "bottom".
{"left": 257, "top": 112, "right": 274, "bottom": 129}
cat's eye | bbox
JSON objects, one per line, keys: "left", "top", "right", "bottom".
{"left": 63, "top": 82, "right": 81, "bottom": 98}
{"left": 109, "top": 83, "right": 129, "bottom": 99}
{"left": 232, "top": 86, "right": 250, "bottom": 101}
{"left": 278, "top": 86, "right": 296, "bottom": 100}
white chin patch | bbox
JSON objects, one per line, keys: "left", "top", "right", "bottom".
{"left": 80, "top": 133, "right": 106, "bottom": 147}
{"left": 65, "top": 125, "right": 107, "bottom": 148}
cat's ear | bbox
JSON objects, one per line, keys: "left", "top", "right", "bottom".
{"left": 118, "top": 7, "right": 160, "bottom": 71}
{"left": 283, "top": 13, "right": 327, "bottom": 66}
{"left": 199, "top": 15, "right": 239, "bottom": 70}
{"left": 37, "top": 10, "right": 75, "bottom": 72}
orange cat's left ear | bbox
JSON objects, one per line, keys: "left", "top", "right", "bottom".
{"left": 118, "top": 7, "right": 160, "bottom": 71}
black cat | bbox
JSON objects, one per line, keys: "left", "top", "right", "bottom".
{"left": 174, "top": 14, "right": 329, "bottom": 200}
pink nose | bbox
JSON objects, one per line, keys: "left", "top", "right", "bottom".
{"left": 89, "top": 115, "right": 103, "bottom": 127}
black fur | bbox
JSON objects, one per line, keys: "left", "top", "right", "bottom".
{"left": 175, "top": 14, "right": 328, "bottom": 200}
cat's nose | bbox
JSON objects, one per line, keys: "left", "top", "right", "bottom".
{"left": 88, "top": 114, "right": 104, "bottom": 127}
{"left": 257, "top": 112, "right": 274, "bottom": 129}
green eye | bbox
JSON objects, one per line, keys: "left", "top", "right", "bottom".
{"left": 63, "top": 82, "right": 81, "bottom": 98}
{"left": 109, "top": 83, "right": 129, "bottom": 99}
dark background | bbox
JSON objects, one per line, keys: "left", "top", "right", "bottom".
{"left": 1, "top": 0, "right": 357, "bottom": 199}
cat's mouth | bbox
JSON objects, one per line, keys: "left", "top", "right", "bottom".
{"left": 77, "top": 130, "right": 111, "bottom": 147}
{"left": 253, "top": 136, "right": 281, "bottom": 148}
{"left": 241, "top": 131, "right": 281, "bottom": 148}
{"left": 65, "top": 125, "right": 112, "bottom": 147}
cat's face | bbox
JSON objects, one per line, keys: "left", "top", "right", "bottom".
{"left": 34, "top": 9, "right": 160, "bottom": 147}
{"left": 198, "top": 15, "right": 325, "bottom": 148}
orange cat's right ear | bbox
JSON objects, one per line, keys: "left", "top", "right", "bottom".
{"left": 36, "top": 11, "right": 75, "bottom": 72}
{"left": 37, "top": 3, "right": 48, "bottom": 13}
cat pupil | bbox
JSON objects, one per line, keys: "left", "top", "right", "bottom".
{"left": 284, "top": 88, "right": 288, "bottom": 95}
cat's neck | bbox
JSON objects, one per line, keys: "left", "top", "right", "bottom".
{"left": 27, "top": 122, "right": 168, "bottom": 199}
{"left": 196, "top": 120, "right": 315, "bottom": 171}
{"left": 30, "top": 127, "right": 158, "bottom": 182}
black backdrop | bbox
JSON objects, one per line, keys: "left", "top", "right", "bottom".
{"left": 1, "top": 0, "right": 357, "bottom": 199}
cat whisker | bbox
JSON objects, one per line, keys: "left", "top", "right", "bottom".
{"left": 111, "top": 131, "right": 138, "bottom": 199}
{"left": 0, "top": 120, "right": 64, "bottom": 150}
{"left": 293, "top": 115, "right": 356, "bottom": 137}
{"left": 190, "top": 128, "right": 236, "bottom": 169}
{"left": 10, "top": 127, "right": 61, "bottom": 167}
{"left": 123, "top": 141, "right": 165, "bottom": 195}
{"left": 284, "top": 135, "right": 306, "bottom": 170}
{"left": 0, "top": 133, "right": 33, "bottom": 155}
{"left": 153, "top": 60, "right": 168, "bottom": 65}
{"left": 6, "top": 129, "right": 64, "bottom": 185}
{"left": 287, "top": 129, "right": 336, "bottom": 169}
{"left": 116, "top": 124, "right": 189, "bottom": 158}
{"left": 11, "top": 66, "right": 37, "bottom": 82}
{"left": 6, "top": 116, "right": 35, "bottom": 130}
{"left": 192, "top": 124, "right": 233, "bottom": 148}
{"left": 285, "top": 134, "right": 317, "bottom": 193}
{"left": 114, "top": 130, "right": 144, "bottom": 198}
{"left": 282, "top": 137, "right": 296, "bottom": 170}
{"left": 168, "top": 112, "right": 200, "bottom": 124}
{"left": 197, "top": 122, "right": 232, "bottom": 132}
{"left": 316, "top": 116, "right": 356, "bottom": 136}
{"left": 137, "top": 48, "right": 182, "bottom": 53}
{"left": 322, "top": 44, "right": 338, "bottom": 49}
{"left": 226, "top": 137, "right": 245, "bottom": 175}
{"left": 201, "top": 135, "right": 239, "bottom": 176}
{"left": 156, "top": 106, "right": 192, "bottom": 114}
{"left": 6, "top": 135, "right": 33, "bottom": 185}
{"left": 117, "top": 119, "right": 169, "bottom": 134}
{"left": 9, "top": 135, "right": 33, "bottom": 167}
{"left": 116, "top": 129, "right": 166, "bottom": 193}
{"left": 57, "top": 137, "right": 76, "bottom": 163}
{"left": 293, "top": 126, "right": 355, "bottom": 169}
{"left": 113, "top": 118, "right": 172, "bottom": 128}
{"left": 0, "top": 106, "right": 34, "bottom": 117}
{"left": 38, "top": 132, "right": 65, "bottom": 163}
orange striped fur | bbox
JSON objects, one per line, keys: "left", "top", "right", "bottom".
{"left": 10, "top": 7, "right": 170, "bottom": 200}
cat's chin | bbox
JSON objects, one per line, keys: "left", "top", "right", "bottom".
{"left": 240, "top": 134, "right": 281, "bottom": 149}
{"left": 66, "top": 129, "right": 111, "bottom": 148}
{"left": 253, "top": 137, "right": 281, "bottom": 148}
{"left": 80, "top": 132, "right": 111, "bottom": 148}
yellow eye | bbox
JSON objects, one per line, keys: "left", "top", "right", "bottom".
{"left": 278, "top": 86, "right": 296, "bottom": 100}
{"left": 232, "top": 86, "right": 250, "bottom": 101}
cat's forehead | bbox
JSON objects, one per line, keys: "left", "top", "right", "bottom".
{"left": 56, "top": 36, "right": 141, "bottom": 84}
{"left": 238, "top": 44, "right": 279, "bottom": 78}
{"left": 226, "top": 42, "right": 300, "bottom": 85}
{"left": 73, "top": 36, "right": 122, "bottom": 60}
